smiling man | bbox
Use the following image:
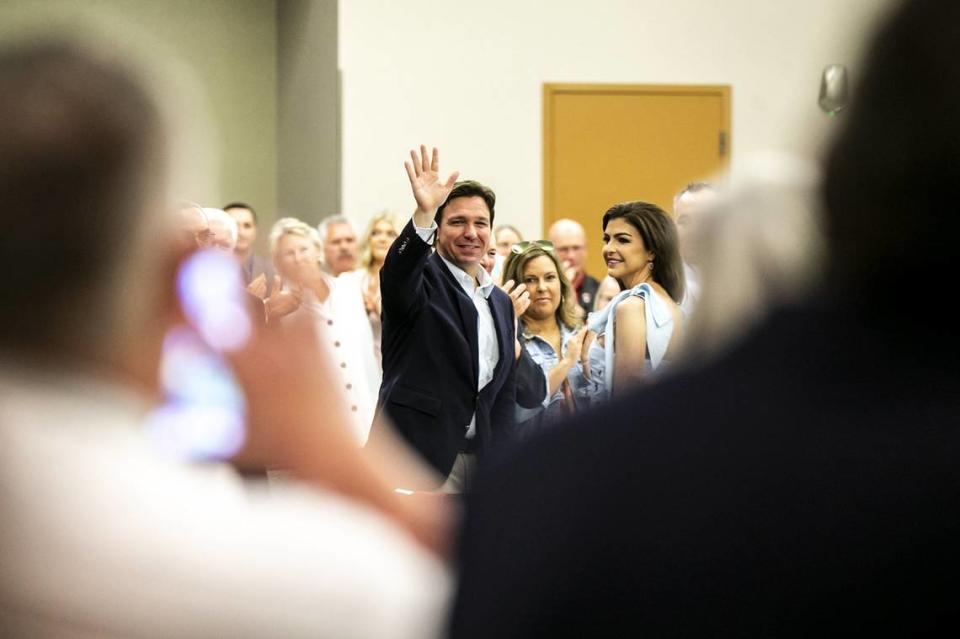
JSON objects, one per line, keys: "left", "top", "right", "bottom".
{"left": 366, "top": 146, "right": 518, "bottom": 492}
{"left": 224, "top": 201, "right": 274, "bottom": 294}
{"left": 319, "top": 215, "right": 360, "bottom": 277}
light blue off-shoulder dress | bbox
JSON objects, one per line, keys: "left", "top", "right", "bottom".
{"left": 577, "top": 283, "right": 676, "bottom": 406}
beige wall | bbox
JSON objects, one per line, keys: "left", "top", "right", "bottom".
{"left": 339, "top": 0, "right": 894, "bottom": 240}
{"left": 278, "top": 0, "right": 341, "bottom": 225}
{"left": 0, "top": 0, "right": 279, "bottom": 225}
{"left": 2, "top": 0, "right": 899, "bottom": 247}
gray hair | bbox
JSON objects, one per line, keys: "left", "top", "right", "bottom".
{"left": 673, "top": 181, "right": 716, "bottom": 208}
{"left": 317, "top": 214, "right": 354, "bottom": 246}
{"left": 681, "top": 153, "right": 823, "bottom": 363}
{"left": 202, "top": 207, "right": 238, "bottom": 246}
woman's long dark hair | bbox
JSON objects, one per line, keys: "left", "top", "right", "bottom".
{"left": 602, "top": 201, "right": 684, "bottom": 304}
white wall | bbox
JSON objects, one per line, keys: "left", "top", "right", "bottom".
{"left": 339, "top": 0, "right": 892, "bottom": 239}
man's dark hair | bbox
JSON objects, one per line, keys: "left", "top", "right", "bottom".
{"left": 602, "top": 201, "right": 685, "bottom": 304}
{"left": 823, "top": 0, "right": 958, "bottom": 337}
{"left": 435, "top": 180, "right": 496, "bottom": 226}
{"left": 223, "top": 201, "right": 258, "bottom": 224}
{"left": 0, "top": 42, "right": 160, "bottom": 359}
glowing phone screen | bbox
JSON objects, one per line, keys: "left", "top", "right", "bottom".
{"left": 145, "top": 250, "right": 252, "bottom": 461}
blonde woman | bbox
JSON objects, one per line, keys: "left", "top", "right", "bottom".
{"left": 270, "top": 217, "right": 381, "bottom": 444}
{"left": 357, "top": 211, "right": 399, "bottom": 366}
{"left": 501, "top": 242, "right": 587, "bottom": 429}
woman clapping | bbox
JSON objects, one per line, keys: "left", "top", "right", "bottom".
{"left": 502, "top": 242, "right": 587, "bottom": 430}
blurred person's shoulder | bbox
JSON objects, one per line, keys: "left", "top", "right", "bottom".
{"left": 478, "top": 303, "right": 927, "bottom": 483}
{"left": 455, "top": 304, "right": 960, "bottom": 635}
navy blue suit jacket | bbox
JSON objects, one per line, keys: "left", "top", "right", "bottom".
{"left": 368, "top": 220, "right": 517, "bottom": 480}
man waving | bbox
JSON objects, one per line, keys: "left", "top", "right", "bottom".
{"left": 367, "top": 146, "right": 517, "bottom": 492}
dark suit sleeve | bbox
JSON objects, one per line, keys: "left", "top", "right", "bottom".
{"left": 380, "top": 219, "right": 433, "bottom": 321}
{"left": 490, "top": 316, "right": 519, "bottom": 445}
{"left": 515, "top": 347, "right": 548, "bottom": 409}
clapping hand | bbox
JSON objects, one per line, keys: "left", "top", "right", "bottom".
{"left": 501, "top": 279, "right": 531, "bottom": 361}
{"left": 501, "top": 279, "right": 531, "bottom": 319}
{"left": 264, "top": 276, "right": 302, "bottom": 323}
{"left": 580, "top": 330, "right": 597, "bottom": 380}
{"left": 562, "top": 328, "right": 588, "bottom": 366}
{"left": 246, "top": 273, "right": 268, "bottom": 300}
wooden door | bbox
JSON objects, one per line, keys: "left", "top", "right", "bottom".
{"left": 543, "top": 83, "right": 730, "bottom": 281}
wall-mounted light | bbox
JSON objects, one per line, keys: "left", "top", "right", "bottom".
{"left": 819, "top": 64, "right": 849, "bottom": 116}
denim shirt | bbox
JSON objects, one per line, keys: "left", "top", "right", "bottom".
{"left": 515, "top": 322, "right": 587, "bottom": 426}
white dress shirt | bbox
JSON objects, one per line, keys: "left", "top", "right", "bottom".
{"left": 414, "top": 221, "right": 500, "bottom": 439}
{"left": 294, "top": 272, "right": 382, "bottom": 444}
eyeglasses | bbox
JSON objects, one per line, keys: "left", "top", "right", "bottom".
{"left": 511, "top": 240, "right": 555, "bottom": 254}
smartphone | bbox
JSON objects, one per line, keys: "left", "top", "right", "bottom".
{"left": 145, "top": 249, "right": 252, "bottom": 461}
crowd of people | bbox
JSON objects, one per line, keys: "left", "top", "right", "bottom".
{"left": 176, "top": 152, "right": 710, "bottom": 487}
{"left": 2, "top": 0, "right": 959, "bottom": 635}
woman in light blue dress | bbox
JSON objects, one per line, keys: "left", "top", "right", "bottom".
{"left": 579, "top": 201, "right": 685, "bottom": 404}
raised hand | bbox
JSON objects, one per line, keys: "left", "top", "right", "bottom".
{"left": 404, "top": 145, "right": 460, "bottom": 223}
{"left": 299, "top": 266, "right": 330, "bottom": 304}
{"left": 562, "top": 328, "right": 588, "bottom": 366}
{"left": 264, "top": 276, "right": 302, "bottom": 324}
{"left": 246, "top": 273, "right": 267, "bottom": 300}
{"left": 500, "top": 279, "right": 531, "bottom": 319}
{"left": 362, "top": 283, "right": 381, "bottom": 316}
{"left": 500, "top": 278, "right": 530, "bottom": 361}
{"left": 580, "top": 330, "right": 597, "bottom": 380}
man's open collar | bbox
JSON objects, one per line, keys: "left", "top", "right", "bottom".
{"left": 438, "top": 253, "right": 495, "bottom": 299}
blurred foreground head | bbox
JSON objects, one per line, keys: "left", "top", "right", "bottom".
{"left": 0, "top": 42, "right": 169, "bottom": 371}
{"left": 823, "top": 0, "right": 959, "bottom": 337}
